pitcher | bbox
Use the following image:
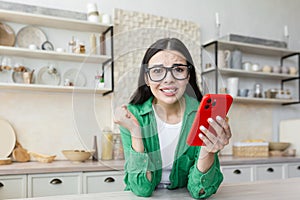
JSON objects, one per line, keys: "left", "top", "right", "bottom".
{"left": 231, "top": 50, "right": 242, "bottom": 69}
{"left": 23, "top": 70, "right": 35, "bottom": 84}
{"left": 217, "top": 50, "right": 231, "bottom": 68}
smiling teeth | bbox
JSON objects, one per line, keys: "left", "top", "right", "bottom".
{"left": 162, "top": 89, "right": 176, "bottom": 93}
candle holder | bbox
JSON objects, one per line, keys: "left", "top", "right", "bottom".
{"left": 215, "top": 23, "right": 221, "bottom": 39}
{"left": 283, "top": 35, "right": 289, "bottom": 48}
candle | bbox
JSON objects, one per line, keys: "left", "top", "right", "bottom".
{"left": 284, "top": 25, "right": 289, "bottom": 37}
{"left": 215, "top": 12, "right": 220, "bottom": 26}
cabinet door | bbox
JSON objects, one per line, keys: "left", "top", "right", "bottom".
{"left": 83, "top": 171, "right": 125, "bottom": 193}
{"left": 221, "top": 166, "right": 253, "bottom": 183}
{"left": 255, "top": 164, "right": 284, "bottom": 181}
{"left": 28, "top": 172, "right": 82, "bottom": 197}
{"left": 0, "top": 175, "right": 27, "bottom": 199}
{"left": 287, "top": 162, "right": 300, "bottom": 178}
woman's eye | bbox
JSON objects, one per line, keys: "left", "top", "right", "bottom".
{"left": 153, "top": 68, "right": 163, "bottom": 73}
{"left": 174, "top": 67, "right": 184, "bottom": 73}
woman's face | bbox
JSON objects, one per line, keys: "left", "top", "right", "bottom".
{"left": 146, "top": 50, "right": 189, "bottom": 106}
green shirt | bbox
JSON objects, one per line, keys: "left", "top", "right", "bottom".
{"left": 119, "top": 94, "right": 223, "bottom": 199}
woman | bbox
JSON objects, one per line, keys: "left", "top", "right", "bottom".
{"left": 114, "top": 38, "right": 231, "bottom": 199}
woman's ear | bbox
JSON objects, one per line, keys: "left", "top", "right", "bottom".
{"left": 144, "top": 74, "right": 150, "bottom": 86}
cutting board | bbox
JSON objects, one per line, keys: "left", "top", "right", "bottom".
{"left": 279, "top": 119, "right": 300, "bottom": 156}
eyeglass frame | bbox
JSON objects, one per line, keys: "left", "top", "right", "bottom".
{"left": 144, "top": 63, "right": 191, "bottom": 82}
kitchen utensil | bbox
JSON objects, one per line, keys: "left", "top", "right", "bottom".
{"left": 0, "top": 119, "right": 16, "bottom": 158}
{"left": 251, "top": 63, "right": 261, "bottom": 72}
{"left": 0, "top": 22, "right": 15, "bottom": 46}
{"left": 230, "top": 50, "right": 242, "bottom": 69}
{"left": 217, "top": 50, "right": 231, "bottom": 68}
{"left": 12, "top": 141, "right": 30, "bottom": 162}
{"left": 269, "top": 142, "right": 290, "bottom": 151}
{"left": 227, "top": 77, "right": 239, "bottom": 97}
{"left": 262, "top": 65, "right": 272, "bottom": 73}
{"left": 264, "top": 89, "right": 278, "bottom": 98}
{"left": 242, "top": 61, "right": 252, "bottom": 71}
{"left": 280, "top": 119, "right": 300, "bottom": 156}
{"left": 28, "top": 151, "right": 56, "bottom": 163}
{"left": 238, "top": 89, "right": 249, "bottom": 97}
{"left": 62, "top": 150, "right": 94, "bottom": 163}
{"left": 289, "top": 66, "right": 297, "bottom": 75}
{"left": 16, "top": 25, "right": 47, "bottom": 49}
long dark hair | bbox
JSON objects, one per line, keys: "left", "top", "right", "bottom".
{"left": 130, "top": 38, "right": 202, "bottom": 104}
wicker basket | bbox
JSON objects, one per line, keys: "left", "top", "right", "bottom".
{"left": 233, "top": 142, "right": 269, "bottom": 157}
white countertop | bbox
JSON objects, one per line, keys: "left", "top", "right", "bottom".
{"left": 1, "top": 156, "right": 300, "bottom": 175}
{"left": 10, "top": 178, "right": 300, "bottom": 200}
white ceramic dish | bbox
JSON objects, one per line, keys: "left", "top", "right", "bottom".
{"left": 0, "top": 119, "right": 16, "bottom": 158}
{"left": 63, "top": 68, "right": 86, "bottom": 87}
{"left": 16, "top": 25, "right": 47, "bottom": 49}
{"left": 37, "top": 66, "right": 61, "bottom": 85}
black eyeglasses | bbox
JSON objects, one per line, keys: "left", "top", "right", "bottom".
{"left": 145, "top": 64, "right": 191, "bottom": 82}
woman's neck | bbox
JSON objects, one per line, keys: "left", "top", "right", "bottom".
{"left": 153, "top": 97, "right": 185, "bottom": 124}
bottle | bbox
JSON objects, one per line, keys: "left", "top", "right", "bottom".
{"left": 113, "top": 135, "right": 124, "bottom": 160}
{"left": 99, "top": 33, "right": 106, "bottom": 55}
{"left": 68, "top": 36, "right": 76, "bottom": 53}
{"left": 90, "top": 33, "right": 97, "bottom": 54}
{"left": 92, "top": 135, "right": 99, "bottom": 161}
{"left": 101, "top": 131, "right": 113, "bottom": 160}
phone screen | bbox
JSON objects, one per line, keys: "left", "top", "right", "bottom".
{"left": 186, "top": 94, "right": 233, "bottom": 146}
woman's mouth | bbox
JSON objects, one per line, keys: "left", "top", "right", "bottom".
{"left": 160, "top": 88, "right": 178, "bottom": 95}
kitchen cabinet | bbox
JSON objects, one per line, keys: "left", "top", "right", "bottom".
{"left": 27, "top": 172, "right": 82, "bottom": 197}
{"left": 0, "top": 9, "right": 114, "bottom": 95}
{"left": 0, "top": 175, "right": 27, "bottom": 199}
{"left": 286, "top": 162, "right": 300, "bottom": 178}
{"left": 201, "top": 40, "right": 300, "bottom": 105}
{"left": 83, "top": 171, "right": 125, "bottom": 193}
{"left": 255, "top": 164, "right": 284, "bottom": 181}
{"left": 221, "top": 165, "right": 254, "bottom": 183}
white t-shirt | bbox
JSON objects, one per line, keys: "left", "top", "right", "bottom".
{"left": 153, "top": 106, "right": 182, "bottom": 184}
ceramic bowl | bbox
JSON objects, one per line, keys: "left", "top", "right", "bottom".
{"left": 269, "top": 142, "right": 290, "bottom": 151}
{"left": 62, "top": 150, "right": 94, "bottom": 163}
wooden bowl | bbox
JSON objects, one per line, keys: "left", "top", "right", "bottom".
{"left": 269, "top": 142, "right": 290, "bottom": 151}
{"left": 62, "top": 150, "right": 93, "bottom": 163}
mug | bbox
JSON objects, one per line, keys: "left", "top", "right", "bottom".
{"left": 217, "top": 50, "right": 231, "bottom": 68}
{"left": 227, "top": 77, "right": 239, "bottom": 97}
{"left": 231, "top": 50, "right": 242, "bottom": 69}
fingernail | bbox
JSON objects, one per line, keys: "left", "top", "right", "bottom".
{"left": 216, "top": 116, "right": 222, "bottom": 121}
{"left": 208, "top": 118, "right": 213, "bottom": 123}
{"left": 200, "top": 125, "right": 206, "bottom": 131}
{"left": 199, "top": 133, "right": 203, "bottom": 138}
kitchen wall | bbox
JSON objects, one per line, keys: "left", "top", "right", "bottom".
{"left": 1, "top": 0, "right": 300, "bottom": 156}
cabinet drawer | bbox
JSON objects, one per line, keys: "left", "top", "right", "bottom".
{"left": 287, "top": 163, "right": 300, "bottom": 178}
{"left": 221, "top": 166, "right": 253, "bottom": 183}
{"left": 0, "top": 175, "right": 27, "bottom": 199}
{"left": 28, "top": 172, "right": 82, "bottom": 197}
{"left": 255, "top": 164, "right": 284, "bottom": 181}
{"left": 83, "top": 171, "right": 125, "bottom": 193}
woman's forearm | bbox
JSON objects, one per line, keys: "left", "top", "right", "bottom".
{"left": 197, "top": 149, "right": 215, "bottom": 173}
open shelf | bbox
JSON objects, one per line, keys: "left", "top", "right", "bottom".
{"left": 0, "top": 9, "right": 111, "bottom": 32}
{"left": 0, "top": 82, "right": 111, "bottom": 94}
{"left": 233, "top": 96, "right": 296, "bottom": 104}
{"left": 0, "top": 46, "right": 111, "bottom": 63}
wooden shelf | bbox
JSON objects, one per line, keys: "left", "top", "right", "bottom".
{"left": 203, "top": 68, "right": 298, "bottom": 80}
{"left": 203, "top": 40, "right": 298, "bottom": 57}
{"left": 0, "top": 9, "right": 111, "bottom": 32}
{"left": 0, "top": 46, "right": 111, "bottom": 63}
{"left": 233, "top": 96, "right": 296, "bottom": 104}
{"left": 0, "top": 83, "right": 111, "bottom": 94}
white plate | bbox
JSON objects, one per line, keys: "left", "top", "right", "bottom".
{"left": 0, "top": 119, "right": 16, "bottom": 158}
{"left": 11, "top": 71, "right": 24, "bottom": 83}
{"left": 16, "top": 26, "right": 47, "bottom": 49}
{"left": 37, "top": 66, "right": 61, "bottom": 85}
{"left": 63, "top": 69, "right": 86, "bottom": 87}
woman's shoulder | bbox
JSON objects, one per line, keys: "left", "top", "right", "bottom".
{"left": 127, "top": 97, "right": 153, "bottom": 116}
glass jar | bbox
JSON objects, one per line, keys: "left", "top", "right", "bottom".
{"left": 113, "top": 135, "right": 124, "bottom": 160}
{"left": 101, "top": 131, "right": 113, "bottom": 160}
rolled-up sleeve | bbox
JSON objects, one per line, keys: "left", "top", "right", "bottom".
{"left": 120, "top": 126, "right": 156, "bottom": 197}
{"left": 187, "top": 154, "right": 223, "bottom": 199}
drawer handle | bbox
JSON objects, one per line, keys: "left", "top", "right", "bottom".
{"left": 0, "top": 182, "right": 3, "bottom": 187}
{"left": 104, "top": 177, "right": 115, "bottom": 183}
{"left": 50, "top": 178, "right": 63, "bottom": 185}
{"left": 297, "top": 166, "right": 300, "bottom": 170}
{"left": 267, "top": 168, "right": 274, "bottom": 173}
{"left": 233, "top": 169, "right": 241, "bottom": 175}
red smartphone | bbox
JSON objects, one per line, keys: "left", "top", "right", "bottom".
{"left": 186, "top": 94, "right": 233, "bottom": 146}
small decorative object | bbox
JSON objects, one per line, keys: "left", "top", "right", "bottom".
{"left": 68, "top": 36, "right": 76, "bottom": 53}
{"left": 92, "top": 135, "right": 99, "bottom": 161}
{"left": 283, "top": 25, "right": 289, "bottom": 48}
{"left": 101, "top": 13, "right": 111, "bottom": 24}
{"left": 62, "top": 150, "right": 94, "bottom": 163}
{"left": 87, "top": 3, "right": 100, "bottom": 23}
{"left": 41, "top": 41, "right": 54, "bottom": 51}
{"left": 215, "top": 12, "right": 221, "bottom": 39}
{"left": 90, "top": 33, "right": 97, "bottom": 54}
{"left": 99, "top": 33, "right": 106, "bottom": 55}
